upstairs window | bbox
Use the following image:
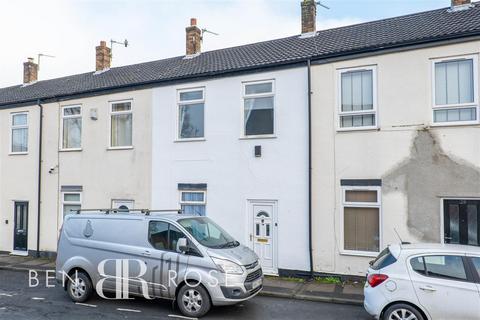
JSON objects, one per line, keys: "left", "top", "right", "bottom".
{"left": 177, "top": 88, "right": 205, "bottom": 140}
{"left": 61, "top": 105, "right": 82, "bottom": 150}
{"left": 338, "top": 66, "right": 377, "bottom": 130}
{"left": 243, "top": 80, "right": 275, "bottom": 136}
{"left": 11, "top": 112, "right": 28, "bottom": 153}
{"left": 433, "top": 56, "right": 478, "bottom": 125}
{"left": 110, "top": 101, "right": 132, "bottom": 147}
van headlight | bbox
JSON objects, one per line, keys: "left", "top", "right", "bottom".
{"left": 211, "top": 257, "right": 244, "bottom": 275}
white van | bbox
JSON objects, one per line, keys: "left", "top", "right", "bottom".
{"left": 56, "top": 210, "right": 263, "bottom": 318}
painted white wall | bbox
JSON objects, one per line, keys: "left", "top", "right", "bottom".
{"left": 152, "top": 67, "right": 310, "bottom": 272}
{"left": 312, "top": 40, "right": 480, "bottom": 276}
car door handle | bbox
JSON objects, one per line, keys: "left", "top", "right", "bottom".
{"left": 419, "top": 286, "right": 436, "bottom": 292}
{"left": 142, "top": 250, "right": 151, "bottom": 256}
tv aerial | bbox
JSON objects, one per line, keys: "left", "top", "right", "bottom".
{"left": 37, "top": 53, "right": 55, "bottom": 71}
{"left": 201, "top": 28, "right": 219, "bottom": 41}
{"left": 316, "top": 1, "right": 330, "bottom": 10}
{"left": 110, "top": 39, "right": 129, "bottom": 64}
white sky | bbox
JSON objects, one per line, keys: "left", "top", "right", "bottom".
{"left": 0, "top": 0, "right": 453, "bottom": 87}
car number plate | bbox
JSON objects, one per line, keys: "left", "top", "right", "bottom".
{"left": 252, "top": 278, "right": 262, "bottom": 289}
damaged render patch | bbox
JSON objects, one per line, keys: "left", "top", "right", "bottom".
{"left": 383, "top": 129, "right": 480, "bottom": 242}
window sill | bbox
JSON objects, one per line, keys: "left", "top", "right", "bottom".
{"left": 239, "top": 135, "right": 277, "bottom": 140}
{"left": 336, "top": 126, "right": 379, "bottom": 133}
{"left": 340, "top": 250, "right": 379, "bottom": 258}
{"left": 174, "top": 138, "right": 206, "bottom": 143}
{"left": 429, "top": 121, "right": 480, "bottom": 128}
{"left": 59, "top": 148, "right": 82, "bottom": 152}
{"left": 107, "top": 146, "right": 134, "bottom": 151}
{"left": 9, "top": 152, "right": 28, "bottom": 156}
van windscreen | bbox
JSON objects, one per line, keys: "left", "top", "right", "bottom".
{"left": 178, "top": 217, "right": 239, "bottom": 249}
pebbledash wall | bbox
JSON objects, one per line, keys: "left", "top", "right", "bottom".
{"left": 311, "top": 40, "right": 480, "bottom": 276}
{"left": 0, "top": 89, "right": 153, "bottom": 255}
{"left": 151, "top": 67, "right": 310, "bottom": 274}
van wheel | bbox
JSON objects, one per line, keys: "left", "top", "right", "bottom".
{"left": 177, "top": 284, "right": 211, "bottom": 318}
{"left": 383, "top": 303, "right": 424, "bottom": 320}
{"left": 67, "top": 271, "right": 93, "bottom": 303}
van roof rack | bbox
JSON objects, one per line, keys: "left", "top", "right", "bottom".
{"left": 74, "top": 208, "right": 182, "bottom": 215}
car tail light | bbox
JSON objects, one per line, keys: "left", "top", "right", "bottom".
{"left": 367, "top": 274, "right": 388, "bottom": 288}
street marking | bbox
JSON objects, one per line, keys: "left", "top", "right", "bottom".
{"left": 32, "top": 297, "right": 45, "bottom": 300}
{"left": 168, "top": 315, "right": 198, "bottom": 320}
{"left": 117, "top": 308, "right": 141, "bottom": 313}
{"left": 0, "top": 293, "right": 13, "bottom": 297}
{"left": 75, "top": 302, "right": 97, "bottom": 308}
{"left": 0, "top": 307, "right": 6, "bottom": 310}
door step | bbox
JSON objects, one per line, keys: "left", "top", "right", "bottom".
{"left": 10, "top": 250, "right": 28, "bottom": 256}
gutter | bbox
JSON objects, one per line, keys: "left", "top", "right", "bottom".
{"left": 36, "top": 100, "right": 43, "bottom": 258}
{"left": 307, "top": 59, "right": 314, "bottom": 278}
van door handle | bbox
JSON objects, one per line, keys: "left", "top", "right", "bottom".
{"left": 419, "top": 286, "right": 436, "bottom": 292}
{"left": 142, "top": 250, "right": 151, "bottom": 256}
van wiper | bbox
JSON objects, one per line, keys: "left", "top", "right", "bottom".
{"left": 217, "top": 241, "right": 239, "bottom": 249}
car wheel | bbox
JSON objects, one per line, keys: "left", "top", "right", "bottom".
{"left": 383, "top": 303, "right": 424, "bottom": 320}
{"left": 177, "top": 283, "right": 211, "bottom": 318}
{"left": 67, "top": 271, "right": 93, "bottom": 303}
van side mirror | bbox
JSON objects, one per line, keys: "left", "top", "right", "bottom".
{"left": 177, "top": 238, "right": 188, "bottom": 253}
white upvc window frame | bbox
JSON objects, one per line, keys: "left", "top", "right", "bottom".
{"left": 337, "top": 65, "right": 378, "bottom": 132}
{"left": 241, "top": 79, "right": 276, "bottom": 139}
{"left": 60, "top": 104, "right": 82, "bottom": 151}
{"left": 340, "top": 185, "right": 382, "bottom": 257}
{"left": 431, "top": 54, "right": 479, "bottom": 126}
{"left": 108, "top": 99, "right": 133, "bottom": 149}
{"left": 10, "top": 111, "right": 29, "bottom": 155}
{"left": 179, "top": 190, "right": 207, "bottom": 215}
{"left": 61, "top": 192, "right": 82, "bottom": 217}
{"left": 176, "top": 87, "right": 206, "bottom": 142}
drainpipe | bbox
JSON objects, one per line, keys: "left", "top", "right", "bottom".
{"left": 36, "top": 100, "right": 43, "bottom": 258}
{"left": 307, "top": 59, "right": 314, "bottom": 278}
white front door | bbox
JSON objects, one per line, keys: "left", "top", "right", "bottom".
{"left": 249, "top": 200, "right": 277, "bottom": 275}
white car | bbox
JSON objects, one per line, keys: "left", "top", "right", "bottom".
{"left": 364, "top": 243, "right": 480, "bottom": 320}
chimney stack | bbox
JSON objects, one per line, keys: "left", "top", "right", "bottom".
{"left": 451, "top": 0, "right": 471, "bottom": 7}
{"left": 23, "top": 57, "right": 38, "bottom": 84}
{"left": 96, "top": 41, "right": 111, "bottom": 71}
{"left": 186, "top": 18, "right": 202, "bottom": 56}
{"left": 301, "top": 0, "right": 317, "bottom": 34}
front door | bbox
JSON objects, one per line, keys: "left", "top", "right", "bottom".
{"left": 249, "top": 201, "right": 277, "bottom": 275}
{"left": 13, "top": 202, "right": 28, "bottom": 252}
{"left": 444, "top": 199, "right": 480, "bottom": 246}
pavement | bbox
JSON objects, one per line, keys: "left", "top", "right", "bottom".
{"left": 0, "top": 253, "right": 364, "bottom": 306}
{"left": 0, "top": 269, "right": 371, "bottom": 320}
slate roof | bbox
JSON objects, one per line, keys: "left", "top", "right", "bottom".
{"left": 2, "top": 3, "right": 480, "bottom": 106}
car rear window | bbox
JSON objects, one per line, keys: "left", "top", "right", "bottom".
{"left": 411, "top": 255, "right": 467, "bottom": 281}
{"left": 371, "top": 247, "right": 397, "bottom": 270}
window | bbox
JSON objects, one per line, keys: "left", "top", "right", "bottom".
{"left": 110, "top": 101, "right": 132, "bottom": 147}
{"left": 342, "top": 186, "right": 381, "bottom": 254}
{"left": 62, "top": 192, "right": 81, "bottom": 217}
{"left": 411, "top": 255, "right": 467, "bottom": 281}
{"left": 471, "top": 257, "right": 480, "bottom": 278}
{"left": 371, "top": 247, "right": 397, "bottom": 270}
{"left": 177, "top": 88, "right": 205, "bottom": 140}
{"left": 338, "top": 66, "right": 377, "bottom": 129}
{"left": 243, "top": 80, "right": 275, "bottom": 136}
{"left": 180, "top": 191, "right": 206, "bottom": 216}
{"left": 61, "top": 105, "right": 82, "bottom": 150}
{"left": 433, "top": 56, "right": 478, "bottom": 125}
{"left": 11, "top": 112, "right": 28, "bottom": 153}
{"left": 148, "top": 221, "right": 187, "bottom": 251}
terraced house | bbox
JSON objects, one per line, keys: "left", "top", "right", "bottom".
{"left": 0, "top": 0, "right": 479, "bottom": 277}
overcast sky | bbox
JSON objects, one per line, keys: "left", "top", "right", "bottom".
{"left": 0, "top": 0, "right": 460, "bottom": 87}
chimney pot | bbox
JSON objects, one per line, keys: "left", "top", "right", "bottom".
{"left": 186, "top": 18, "right": 202, "bottom": 56}
{"left": 451, "top": 0, "right": 471, "bottom": 6}
{"left": 95, "top": 40, "right": 111, "bottom": 71}
{"left": 301, "top": 0, "right": 317, "bottom": 34}
{"left": 23, "top": 57, "right": 38, "bottom": 84}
